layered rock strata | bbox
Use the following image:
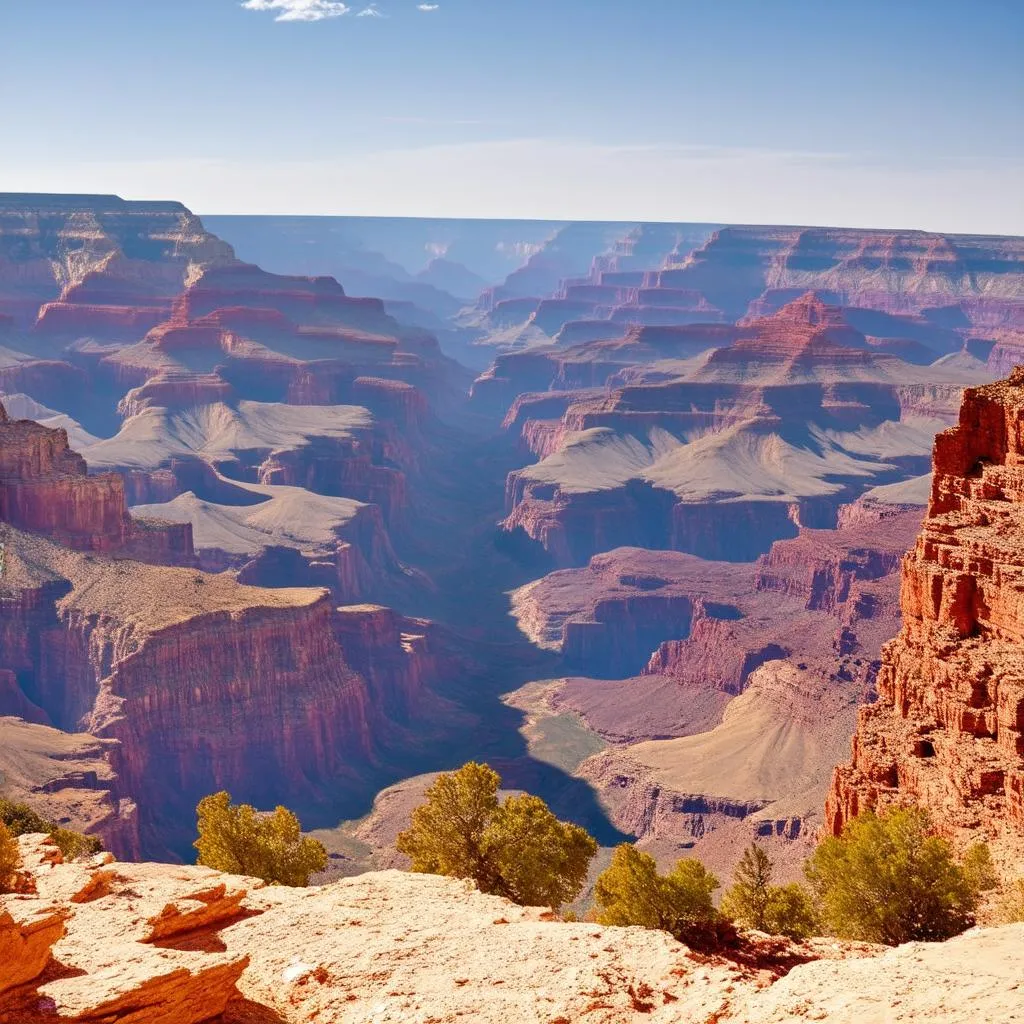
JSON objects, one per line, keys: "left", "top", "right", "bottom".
{"left": 0, "top": 192, "right": 234, "bottom": 329}
{"left": 0, "top": 400, "right": 193, "bottom": 562}
{"left": 827, "top": 369, "right": 1024, "bottom": 858}
{"left": 501, "top": 296, "right": 982, "bottom": 565}
{"left": 0, "top": 524, "right": 451, "bottom": 859}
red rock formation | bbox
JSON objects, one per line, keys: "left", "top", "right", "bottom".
{"left": 258, "top": 438, "right": 407, "bottom": 525}
{"left": 0, "top": 401, "right": 193, "bottom": 561}
{"left": 826, "top": 369, "right": 1024, "bottom": 854}
{"left": 513, "top": 517, "right": 917, "bottom": 694}
{"left": 117, "top": 371, "right": 236, "bottom": 418}
{"left": 0, "top": 524, "right": 451, "bottom": 859}
{"left": 0, "top": 899, "right": 66, "bottom": 995}
{"left": 500, "top": 296, "right": 985, "bottom": 566}
{"left": 0, "top": 404, "right": 130, "bottom": 550}
{"left": 334, "top": 605, "right": 445, "bottom": 720}
{"left": 0, "top": 193, "right": 234, "bottom": 329}
{"left": 89, "top": 591, "right": 375, "bottom": 854}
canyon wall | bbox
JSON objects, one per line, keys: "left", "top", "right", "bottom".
{"left": 498, "top": 296, "right": 983, "bottom": 567}
{"left": 826, "top": 369, "right": 1024, "bottom": 858}
{"left": 0, "top": 400, "right": 193, "bottom": 562}
{"left": 0, "top": 192, "right": 235, "bottom": 328}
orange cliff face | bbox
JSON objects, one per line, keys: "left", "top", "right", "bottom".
{"left": 826, "top": 368, "right": 1024, "bottom": 855}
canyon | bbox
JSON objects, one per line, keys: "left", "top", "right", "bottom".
{"left": 0, "top": 194, "right": 1021, "bottom": 899}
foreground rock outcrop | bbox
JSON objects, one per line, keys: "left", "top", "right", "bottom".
{"left": 828, "top": 369, "right": 1024, "bottom": 861}
{"left": 2, "top": 834, "right": 1021, "bottom": 1024}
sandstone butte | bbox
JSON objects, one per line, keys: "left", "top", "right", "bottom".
{"left": 828, "top": 368, "right": 1024, "bottom": 868}
{"left": 0, "top": 833, "right": 1021, "bottom": 1024}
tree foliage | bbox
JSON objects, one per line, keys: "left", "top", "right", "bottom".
{"left": 0, "top": 822, "right": 20, "bottom": 894}
{"left": 396, "top": 762, "right": 501, "bottom": 882}
{"left": 994, "top": 879, "right": 1024, "bottom": 924}
{"left": 485, "top": 793, "right": 598, "bottom": 908}
{"left": 395, "top": 762, "right": 597, "bottom": 908}
{"left": 761, "top": 882, "right": 819, "bottom": 941}
{"left": 194, "top": 791, "right": 327, "bottom": 887}
{"left": 0, "top": 798, "right": 103, "bottom": 860}
{"left": 593, "top": 844, "right": 726, "bottom": 948}
{"left": 720, "top": 844, "right": 774, "bottom": 931}
{"left": 805, "top": 808, "right": 982, "bottom": 945}
{"left": 961, "top": 842, "right": 999, "bottom": 893}
{"left": 720, "top": 843, "right": 818, "bottom": 940}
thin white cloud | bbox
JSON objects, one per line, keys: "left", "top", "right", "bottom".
{"left": 241, "top": 0, "right": 352, "bottom": 22}
{"left": 417, "top": 4, "right": 440, "bottom": 10}
{"left": 357, "top": 3, "right": 385, "bottom": 16}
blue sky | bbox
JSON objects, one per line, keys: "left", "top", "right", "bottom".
{"left": 1, "top": 0, "right": 1022, "bottom": 231}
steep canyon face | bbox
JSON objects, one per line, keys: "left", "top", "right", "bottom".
{"left": 827, "top": 370, "right": 1024, "bottom": 862}
{"left": 0, "top": 193, "right": 1021, "bottom": 883}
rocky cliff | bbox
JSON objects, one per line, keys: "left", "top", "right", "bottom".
{"left": 0, "top": 192, "right": 235, "bottom": 329}
{"left": 3, "top": 833, "right": 1021, "bottom": 1024}
{"left": 0, "top": 523, "right": 454, "bottom": 859}
{"left": 0, "top": 400, "right": 192, "bottom": 561}
{"left": 827, "top": 369, "right": 1024, "bottom": 860}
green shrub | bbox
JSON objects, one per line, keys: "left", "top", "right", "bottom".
{"left": 805, "top": 808, "right": 982, "bottom": 945}
{"left": 396, "top": 762, "right": 597, "bottom": 908}
{"left": 593, "top": 844, "right": 727, "bottom": 948}
{"left": 0, "top": 799, "right": 50, "bottom": 836}
{"left": 720, "top": 844, "right": 818, "bottom": 940}
{"left": 194, "top": 791, "right": 327, "bottom": 887}
{"left": 0, "top": 822, "right": 20, "bottom": 893}
{"left": 484, "top": 793, "right": 598, "bottom": 908}
{"left": 0, "top": 798, "right": 102, "bottom": 861}
{"left": 49, "top": 828, "right": 104, "bottom": 861}
{"left": 762, "top": 882, "right": 819, "bottom": 941}
{"left": 994, "top": 879, "right": 1024, "bottom": 924}
{"left": 961, "top": 842, "right": 999, "bottom": 892}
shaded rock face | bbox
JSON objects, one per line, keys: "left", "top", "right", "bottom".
{"left": 94, "top": 596, "right": 376, "bottom": 857}
{"left": 827, "top": 369, "right": 1024, "bottom": 855}
{"left": 514, "top": 515, "right": 918, "bottom": 701}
